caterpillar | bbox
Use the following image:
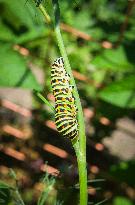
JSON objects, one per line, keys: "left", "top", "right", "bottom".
{"left": 51, "top": 57, "right": 78, "bottom": 141}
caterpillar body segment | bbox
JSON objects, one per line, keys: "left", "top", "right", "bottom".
{"left": 51, "top": 57, "right": 78, "bottom": 141}
{"left": 55, "top": 96, "right": 75, "bottom": 104}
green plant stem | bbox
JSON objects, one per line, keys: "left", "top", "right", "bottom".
{"left": 9, "top": 169, "right": 25, "bottom": 205}
{"left": 39, "top": 4, "right": 51, "bottom": 24}
{"left": 36, "top": 92, "right": 55, "bottom": 113}
{"left": 33, "top": 0, "right": 51, "bottom": 24}
{"left": 35, "top": 0, "right": 87, "bottom": 203}
{"left": 52, "top": 1, "right": 87, "bottom": 204}
{"left": 14, "top": 189, "right": 25, "bottom": 205}
{"left": 38, "top": 178, "right": 55, "bottom": 205}
{"left": 73, "top": 142, "right": 87, "bottom": 205}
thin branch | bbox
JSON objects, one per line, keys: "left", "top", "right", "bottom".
{"left": 94, "top": 198, "right": 108, "bottom": 205}
{"left": 114, "top": 0, "right": 135, "bottom": 48}
{"left": 60, "top": 23, "right": 112, "bottom": 49}
{"left": 36, "top": 92, "right": 55, "bottom": 113}
{"left": 14, "top": 189, "right": 25, "bottom": 205}
{"left": 33, "top": 0, "right": 51, "bottom": 24}
{"left": 60, "top": 23, "right": 92, "bottom": 40}
{"left": 9, "top": 169, "right": 25, "bottom": 205}
{"left": 39, "top": 4, "right": 51, "bottom": 24}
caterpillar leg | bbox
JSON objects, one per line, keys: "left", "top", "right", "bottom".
{"left": 74, "top": 104, "right": 78, "bottom": 112}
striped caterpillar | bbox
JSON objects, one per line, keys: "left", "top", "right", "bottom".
{"left": 51, "top": 57, "right": 78, "bottom": 141}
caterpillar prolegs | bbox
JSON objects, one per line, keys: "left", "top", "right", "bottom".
{"left": 51, "top": 57, "right": 78, "bottom": 141}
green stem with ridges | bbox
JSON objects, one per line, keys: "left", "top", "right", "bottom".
{"left": 34, "top": 0, "right": 88, "bottom": 204}
{"left": 39, "top": 4, "right": 51, "bottom": 24}
{"left": 32, "top": 0, "right": 51, "bottom": 24}
{"left": 52, "top": 1, "right": 87, "bottom": 204}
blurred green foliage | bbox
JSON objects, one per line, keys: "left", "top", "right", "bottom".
{"left": 113, "top": 196, "right": 133, "bottom": 205}
{"left": 0, "top": 0, "right": 135, "bottom": 205}
{"left": 110, "top": 160, "right": 135, "bottom": 186}
{"left": 0, "top": 0, "right": 135, "bottom": 108}
{"left": 0, "top": 172, "right": 60, "bottom": 205}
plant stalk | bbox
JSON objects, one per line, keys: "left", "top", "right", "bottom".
{"left": 39, "top": 4, "right": 51, "bottom": 24}
{"left": 36, "top": 0, "right": 88, "bottom": 204}
{"left": 14, "top": 189, "right": 25, "bottom": 205}
{"left": 36, "top": 92, "right": 55, "bottom": 113}
{"left": 52, "top": 1, "right": 87, "bottom": 204}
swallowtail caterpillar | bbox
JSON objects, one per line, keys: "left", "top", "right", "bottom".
{"left": 51, "top": 57, "right": 78, "bottom": 141}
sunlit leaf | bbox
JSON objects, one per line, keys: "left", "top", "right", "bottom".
{"left": 0, "top": 45, "right": 42, "bottom": 90}
{"left": 99, "top": 76, "right": 135, "bottom": 108}
{"left": 92, "top": 46, "right": 134, "bottom": 71}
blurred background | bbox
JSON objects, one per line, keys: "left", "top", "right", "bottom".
{"left": 0, "top": 0, "right": 135, "bottom": 204}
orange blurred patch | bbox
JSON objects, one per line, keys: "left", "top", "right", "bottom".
{"left": 1, "top": 147, "right": 26, "bottom": 161}
{"left": 47, "top": 93, "right": 55, "bottom": 102}
{"left": 90, "top": 165, "right": 99, "bottom": 174}
{"left": 72, "top": 70, "right": 101, "bottom": 88}
{"left": 104, "top": 191, "right": 113, "bottom": 199}
{"left": 0, "top": 165, "right": 9, "bottom": 174}
{"left": 72, "top": 70, "right": 88, "bottom": 81}
{"left": 95, "top": 143, "right": 104, "bottom": 151}
{"left": 84, "top": 108, "right": 94, "bottom": 119}
{"left": 99, "top": 117, "right": 111, "bottom": 126}
{"left": 40, "top": 164, "right": 60, "bottom": 176}
{"left": 2, "top": 125, "right": 26, "bottom": 139}
{"left": 60, "top": 23, "right": 113, "bottom": 50}
{"left": 45, "top": 120, "right": 57, "bottom": 130}
{"left": 1, "top": 99, "right": 32, "bottom": 117}
{"left": 34, "top": 182, "right": 44, "bottom": 192}
{"left": 61, "top": 23, "right": 92, "bottom": 41}
{"left": 101, "top": 41, "right": 113, "bottom": 49}
{"left": 13, "top": 45, "right": 29, "bottom": 56}
{"left": 88, "top": 186, "right": 97, "bottom": 195}
{"left": 126, "top": 186, "right": 135, "bottom": 199}
{"left": 43, "top": 143, "right": 69, "bottom": 159}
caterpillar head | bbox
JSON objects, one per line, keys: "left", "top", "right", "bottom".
{"left": 54, "top": 57, "right": 64, "bottom": 67}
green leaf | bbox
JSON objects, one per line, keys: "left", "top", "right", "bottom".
{"left": 0, "top": 45, "right": 42, "bottom": 90}
{"left": 0, "top": 20, "right": 16, "bottom": 42}
{"left": 73, "top": 10, "right": 91, "bottom": 32}
{"left": 99, "top": 75, "right": 135, "bottom": 108}
{"left": 91, "top": 46, "right": 134, "bottom": 71}
{"left": 16, "top": 27, "right": 48, "bottom": 44}
{"left": 125, "top": 26, "right": 135, "bottom": 41}
{"left": 1, "top": 0, "right": 38, "bottom": 29}
{"left": 113, "top": 196, "right": 133, "bottom": 205}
